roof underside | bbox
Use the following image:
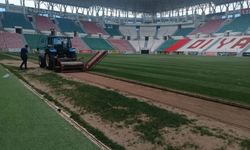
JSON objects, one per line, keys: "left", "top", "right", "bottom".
{"left": 40, "top": 0, "right": 241, "bottom": 14}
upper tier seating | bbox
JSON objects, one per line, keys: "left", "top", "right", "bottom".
{"left": 82, "top": 38, "right": 115, "bottom": 50}
{"left": 34, "top": 15, "right": 58, "bottom": 31}
{"left": 216, "top": 14, "right": 250, "bottom": 33}
{"left": 104, "top": 28, "right": 121, "bottom": 36}
{"left": 119, "top": 26, "right": 137, "bottom": 37}
{"left": 1, "top": 12, "right": 33, "bottom": 29}
{"left": 140, "top": 27, "right": 156, "bottom": 37}
{"left": 173, "top": 28, "right": 195, "bottom": 36}
{"left": 80, "top": 21, "right": 108, "bottom": 35}
{"left": 1, "top": 32, "right": 23, "bottom": 48}
{"left": 71, "top": 37, "right": 91, "bottom": 51}
{"left": 57, "top": 18, "right": 85, "bottom": 33}
{"left": 157, "top": 40, "right": 179, "bottom": 52}
{"left": 24, "top": 34, "right": 48, "bottom": 49}
{"left": 190, "top": 19, "right": 226, "bottom": 35}
{"left": 157, "top": 26, "right": 178, "bottom": 38}
{"left": 107, "top": 39, "right": 134, "bottom": 52}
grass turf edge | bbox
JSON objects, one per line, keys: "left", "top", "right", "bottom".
{"left": 88, "top": 71, "right": 250, "bottom": 110}
{"left": 1, "top": 64, "right": 125, "bottom": 150}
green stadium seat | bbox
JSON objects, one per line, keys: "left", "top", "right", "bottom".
{"left": 57, "top": 18, "right": 85, "bottom": 33}
{"left": 82, "top": 38, "right": 115, "bottom": 50}
{"left": 216, "top": 14, "right": 250, "bottom": 33}
{"left": 173, "top": 28, "right": 195, "bottom": 36}
{"left": 1, "top": 12, "right": 33, "bottom": 29}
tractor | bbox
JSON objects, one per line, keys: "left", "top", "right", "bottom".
{"left": 37, "top": 35, "right": 84, "bottom": 72}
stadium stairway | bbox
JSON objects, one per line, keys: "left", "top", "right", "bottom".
{"left": 237, "top": 42, "right": 250, "bottom": 56}
{"left": 126, "top": 40, "right": 137, "bottom": 53}
{"left": 163, "top": 39, "right": 191, "bottom": 52}
{"left": 144, "top": 40, "right": 148, "bottom": 48}
{"left": 30, "top": 22, "right": 38, "bottom": 31}
{"left": 154, "top": 30, "right": 159, "bottom": 39}
{"left": 137, "top": 30, "right": 140, "bottom": 39}
{"left": 19, "top": 34, "right": 28, "bottom": 49}
{"left": 199, "top": 38, "right": 222, "bottom": 55}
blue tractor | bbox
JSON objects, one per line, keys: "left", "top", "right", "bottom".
{"left": 37, "top": 35, "right": 84, "bottom": 72}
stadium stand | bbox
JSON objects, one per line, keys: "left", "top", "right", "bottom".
{"left": 156, "top": 39, "right": 179, "bottom": 52}
{"left": 107, "top": 39, "right": 134, "bottom": 53}
{"left": 82, "top": 37, "right": 115, "bottom": 50}
{"left": 157, "top": 26, "right": 178, "bottom": 39}
{"left": 173, "top": 27, "right": 195, "bottom": 36}
{"left": 140, "top": 27, "right": 156, "bottom": 37}
{"left": 177, "top": 38, "right": 218, "bottom": 53}
{"left": 119, "top": 26, "right": 137, "bottom": 38}
{"left": 0, "top": 32, "right": 6, "bottom": 48}
{"left": 71, "top": 37, "right": 91, "bottom": 52}
{"left": 24, "top": 34, "right": 48, "bottom": 49}
{"left": 150, "top": 40, "right": 165, "bottom": 52}
{"left": 163, "top": 39, "right": 191, "bottom": 52}
{"left": 128, "top": 40, "right": 141, "bottom": 52}
{"left": 206, "top": 37, "right": 250, "bottom": 53}
{"left": 1, "top": 12, "right": 33, "bottom": 29}
{"left": 190, "top": 19, "right": 226, "bottom": 35}
{"left": 1, "top": 32, "right": 24, "bottom": 48}
{"left": 80, "top": 21, "right": 108, "bottom": 35}
{"left": 57, "top": 18, "right": 85, "bottom": 33}
{"left": 34, "top": 15, "right": 58, "bottom": 31}
{"left": 216, "top": 14, "right": 250, "bottom": 33}
{"left": 104, "top": 28, "right": 121, "bottom": 36}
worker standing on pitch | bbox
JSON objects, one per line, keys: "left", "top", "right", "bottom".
{"left": 20, "top": 45, "right": 29, "bottom": 69}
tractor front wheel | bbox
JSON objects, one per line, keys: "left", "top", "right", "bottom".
{"left": 39, "top": 56, "right": 45, "bottom": 68}
{"left": 45, "top": 53, "right": 55, "bottom": 70}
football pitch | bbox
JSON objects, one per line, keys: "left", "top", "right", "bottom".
{"left": 82, "top": 54, "right": 250, "bottom": 105}
{"left": 6, "top": 53, "right": 250, "bottom": 105}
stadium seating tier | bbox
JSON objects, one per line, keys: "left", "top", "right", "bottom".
{"left": 82, "top": 37, "right": 115, "bottom": 50}
{"left": 57, "top": 18, "right": 85, "bottom": 33}
{"left": 1, "top": 12, "right": 33, "bottom": 29}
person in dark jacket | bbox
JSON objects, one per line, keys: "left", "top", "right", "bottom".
{"left": 20, "top": 45, "right": 29, "bottom": 69}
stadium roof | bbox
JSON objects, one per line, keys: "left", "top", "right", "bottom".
{"left": 40, "top": 0, "right": 241, "bottom": 14}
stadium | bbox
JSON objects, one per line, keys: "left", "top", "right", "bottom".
{"left": 0, "top": 0, "right": 250, "bottom": 149}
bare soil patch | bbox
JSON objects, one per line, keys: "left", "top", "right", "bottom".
{"left": 2, "top": 60, "right": 250, "bottom": 150}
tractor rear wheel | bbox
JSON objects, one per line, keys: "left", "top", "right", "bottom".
{"left": 45, "top": 53, "right": 55, "bottom": 70}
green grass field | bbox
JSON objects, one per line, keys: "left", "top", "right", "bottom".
{"left": 5, "top": 53, "right": 250, "bottom": 105}
{"left": 0, "top": 64, "right": 100, "bottom": 150}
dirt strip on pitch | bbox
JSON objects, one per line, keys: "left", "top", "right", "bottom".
{"left": 66, "top": 72, "right": 250, "bottom": 131}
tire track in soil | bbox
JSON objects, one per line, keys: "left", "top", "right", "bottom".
{"left": 66, "top": 72, "right": 250, "bottom": 131}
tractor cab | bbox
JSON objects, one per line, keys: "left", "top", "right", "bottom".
{"left": 47, "top": 36, "right": 75, "bottom": 58}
